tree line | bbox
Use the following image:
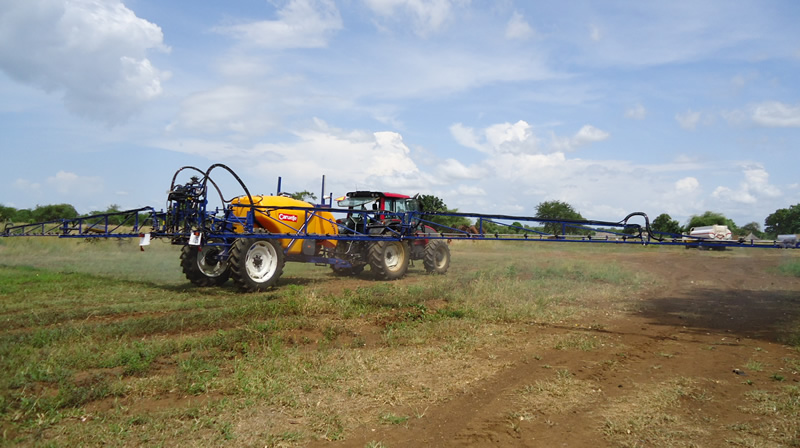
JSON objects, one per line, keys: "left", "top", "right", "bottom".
{"left": 3, "top": 200, "right": 799, "bottom": 239}
{"left": 418, "top": 197, "right": 800, "bottom": 239}
{"left": 649, "top": 205, "right": 800, "bottom": 239}
{"left": 0, "top": 204, "right": 129, "bottom": 225}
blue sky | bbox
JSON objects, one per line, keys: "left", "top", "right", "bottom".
{"left": 1, "top": 0, "right": 799, "bottom": 228}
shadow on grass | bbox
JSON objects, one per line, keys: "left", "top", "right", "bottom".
{"left": 636, "top": 288, "right": 800, "bottom": 345}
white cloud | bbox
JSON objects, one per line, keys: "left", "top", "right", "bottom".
{"left": 574, "top": 125, "right": 610, "bottom": 145}
{"left": 505, "top": 11, "right": 534, "bottom": 40}
{"left": 712, "top": 185, "right": 754, "bottom": 204}
{"left": 215, "top": 0, "right": 342, "bottom": 49}
{"left": 46, "top": 171, "right": 104, "bottom": 196}
{"left": 625, "top": 104, "right": 647, "bottom": 120}
{"left": 550, "top": 125, "right": 609, "bottom": 152}
{"left": 0, "top": 0, "right": 169, "bottom": 124}
{"left": 712, "top": 164, "right": 780, "bottom": 204}
{"left": 157, "top": 119, "right": 429, "bottom": 193}
{"left": 485, "top": 121, "right": 539, "bottom": 154}
{"left": 14, "top": 179, "right": 41, "bottom": 192}
{"left": 450, "top": 121, "right": 540, "bottom": 155}
{"left": 750, "top": 101, "right": 800, "bottom": 127}
{"left": 453, "top": 121, "right": 608, "bottom": 155}
{"left": 720, "top": 108, "right": 748, "bottom": 126}
{"left": 453, "top": 185, "right": 486, "bottom": 196}
{"left": 487, "top": 152, "right": 568, "bottom": 181}
{"left": 435, "top": 158, "right": 486, "bottom": 180}
{"left": 368, "top": 47, "right": 554, "bottom": 98}
{"left": 656, "top": 177, "right": 705, "bottom": 220}
{"left": 363, "top": 0, "right": 463, "bottom": 36}
{"left": 167, "top": 85, "right": 276, "bottom": 135}
{"left": 675, "top": 177, "right": 700, "bottom": 194}
{"left": 741, "top": 164, "right": 780, "bottom": 197}
{"left": 675, "top": 109, "right": 702, "bottom": 130}
{"left": 449, "top": 123, "right": 483, "bottom": 152}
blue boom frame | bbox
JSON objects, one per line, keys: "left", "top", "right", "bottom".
{"left": 3, "top": 164, "right": 795, "bottom": 257}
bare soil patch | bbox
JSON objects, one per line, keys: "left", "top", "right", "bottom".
{"left": 310, "top": 248, "right": 800, "bottom": 447}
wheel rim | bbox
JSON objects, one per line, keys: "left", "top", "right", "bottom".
{"left": 384, "top": 243, "right": 402, "bottom": 271}
{"left": 198, "top": 248, "right": 226, "bottom": 277}
{"left": 245, "top": 241, "right": 278, "bottom": 283}
{"left": 434, "top": 246, "right": 447, "bottom": 269}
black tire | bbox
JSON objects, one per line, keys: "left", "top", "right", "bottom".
{"left": 368, "top": 240, "right": 409, "bottom": 280}
{"left": 423, "top": 240, "right": 450, "bottom": 274}
{"left": 229, "top": 237, "right": 285, "bottom": 292}
{"left": 180, "top": 243, "right": 230, "bottom": 287}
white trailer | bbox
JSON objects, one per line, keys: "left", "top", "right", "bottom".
{"left": 689, "top": 225, "right": 732, "bottom": 240}
{"left": 777, "top": 234, "right": 799, "bottom": 249}
{"left": 683, "top": 225, "right": 732, "bottom": 250}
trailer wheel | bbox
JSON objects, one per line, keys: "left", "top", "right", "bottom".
{"left": 180, "top": 243, "right": 230, "bottom": 287}
{"left": 229, "top": 237, "right": 285, "bottom": 292}
{"left": 423, "top": 240, "right": 450, "bottom": 274}
{"left": 368, "top": 240, "right": 409, "bottom": 280}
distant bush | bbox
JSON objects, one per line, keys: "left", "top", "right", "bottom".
{"left": 1, "top": 203, "right": 130, "bottom": 224}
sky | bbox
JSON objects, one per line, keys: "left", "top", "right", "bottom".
{"left": 1, "top": 0, "right": 799, "bottom": 229}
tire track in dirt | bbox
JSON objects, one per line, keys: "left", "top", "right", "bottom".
{"left": 325, "top": 316, "right": 687, "bottom": 447}
{"left": 316, "top": 250, "right": 800, "bottom": 447}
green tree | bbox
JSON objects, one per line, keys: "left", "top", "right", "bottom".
{"left": 739, "top": 221, "right": 764, "bottom": 239}
{"left": 417, "top": 194, "right": 470, "bottom": 231}
{"left": 289, "top": 191, "right": 317, "bottom": 202}
{"left": 480, "top": 220, "right": 503, "bottom": 234}
{"left": 535, "top": 200, "right": 587, "bottom": 236}
{"left": 31, "top": 204, "right": 79, "bottom": 222}
{"left": 686, "top": 211, "right": 737, "bottom": 233}
{"left": 418, "top": 195, "right": 446, "bottom": 212}
{"left": 15, "top": 209, "right": 33, "bottom": 223}
{"left": 651, "top": 213, "right": 683, "bottom": 235}
{"left": 0, "top": 205, "right": 16, "bottom": 222}
{"left": 86, "top": 204, "right": 128, "bottom": 225}
{"left": 764, "top": 204, "right": 800, "bottom": 237}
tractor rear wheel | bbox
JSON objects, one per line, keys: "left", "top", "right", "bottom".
{"left": 229, "top": 237, "right": 285, "bottom": 292}
{"left": 423, "top": 240, "right": 450, "bottom": 274}
{"left": 368, "top": 240, "right": 409, "bottom": 280}
{"left": 180, "top": 243, "right": 230, "bottom": 287}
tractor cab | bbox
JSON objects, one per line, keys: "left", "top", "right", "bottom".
{"left": 336, "top": 191, "right": 420, "bottom": 233}
{"left": 337, "top": 191, "right": 419, "bottom": 214}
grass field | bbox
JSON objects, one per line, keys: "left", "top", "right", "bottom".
{"left": 1, "top": 236, "right": 798, "bottom": 447}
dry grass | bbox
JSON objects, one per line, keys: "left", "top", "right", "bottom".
{"left": 602, "top": 378, "right": 710, "bottom": 447}
{"left": 2, "top": 237, "right": 799, "bottom": 447}
{"left": 0, "top": 237, "right": 658, "bottom": 446}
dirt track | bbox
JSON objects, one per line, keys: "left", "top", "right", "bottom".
{"left": 312, "top": 248, "right": 800, "bottom": 447}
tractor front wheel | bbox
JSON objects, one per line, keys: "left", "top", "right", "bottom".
{"left": 180, "top": 243, "right": 230, "bottom": 287}
{"left": 229, "top": 237, "right": 285, "bottom": 292}
{"left": 423, "top": 240, "right": 450, "bottom": 274}
{"left": 368, "top": 240, "right": 409, "bottom": 280}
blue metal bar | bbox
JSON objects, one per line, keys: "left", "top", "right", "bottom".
{"left": 3, "top": 204, "right": 795, "bottom": 250}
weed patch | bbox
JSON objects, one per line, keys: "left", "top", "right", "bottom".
{"left": 777, "top": 259, "right": 800, "bottom": 277}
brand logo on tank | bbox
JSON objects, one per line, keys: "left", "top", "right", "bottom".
{"left": 278, "top": 213, "right": 298, "bottom": 222}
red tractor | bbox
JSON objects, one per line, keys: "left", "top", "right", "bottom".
{"left": 331, "top": 191, "right": 450, "bottom": 279}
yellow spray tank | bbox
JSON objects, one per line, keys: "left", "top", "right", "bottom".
{"left": 230, "top": 195, "right": 338, "bottom": 255}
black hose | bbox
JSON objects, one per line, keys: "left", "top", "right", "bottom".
{"left": 203, "top": 163, "right": 257, "bottom": 227}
